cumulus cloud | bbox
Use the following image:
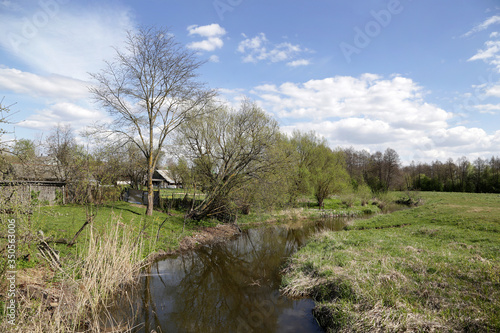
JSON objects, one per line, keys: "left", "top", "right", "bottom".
{"left": 244, "top": 74, "right": 500, "bottom": 163}
{"left": 188, "top": 23, "right": 226, "bottom": 38}
{"left": 254, "top": 74, "right": 451, "bottom": 130}
{"left": 188, "top": 38, "right": 224, "bottom": 52}
{"left": 187, "top": 23, "right": 226, "bottom": 52}
{"left": 237, "top": 33, "right": 312, "bottom": 65}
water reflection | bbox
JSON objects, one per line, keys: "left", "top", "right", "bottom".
{"left": 130, "top": 218, "right": 346, "bottom": 333}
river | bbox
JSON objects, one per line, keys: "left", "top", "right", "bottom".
{"left": 112, "top": 216, "right": 363, "bottom": 332}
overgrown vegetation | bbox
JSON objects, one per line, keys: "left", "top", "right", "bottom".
{"left": 0, "top": 186, "right": 203, "bottom": 331}
{"left": 0, "top": 218, "right": 145, "bottom": 332}
{"left": 282, "top": 192, "right": 500, "bottom": 332}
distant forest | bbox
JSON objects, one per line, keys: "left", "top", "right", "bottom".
{"left": 343, "top": 147, "right": 500, "bottom": 194}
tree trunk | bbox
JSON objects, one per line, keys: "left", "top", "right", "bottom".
{"left": 146, "top": 163, "right": 154, "bottom": 216}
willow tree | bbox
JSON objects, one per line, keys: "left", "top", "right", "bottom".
{"left": 290, "top": 131, "right": 349, "bottom": 207}
{"left": 177, "top": 100, "right": 284, "bottom": 221}
{"left": 90, "top": 26, "right": 214, "bottom": 215}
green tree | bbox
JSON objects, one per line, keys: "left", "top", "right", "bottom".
{"left": 177, "top": 100, "right": 284, "bottom": 221}
{"left": 13, "top": 139, "right": 36, "bottom": 161}
{"left": 168, "top": 157, "right": 195, "bottom": 193}
{"left": 90, "top": 26, "right": 215, "bottom": 216}
{"left": 309, "top": 145, "right": 349, "bottom": 208}
{"left": 289, "top": 131, "right": 349, "bottom": 207}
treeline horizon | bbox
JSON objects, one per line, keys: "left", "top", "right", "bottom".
{"left": 2, "top": 128, "right": 499, "bottom": 195}
{"left": 342, "top": 146, "right": 500, "bottom": 194}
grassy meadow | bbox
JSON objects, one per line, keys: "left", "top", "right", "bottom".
{"left": 282, "top": 192, "right": 500, "bottom": 332}
{"left": 0, "top": 197, "right": 206, "bottom": 332}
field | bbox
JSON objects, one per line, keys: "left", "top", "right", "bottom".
{"left": 282, "top": 192, "right": 500, "bottom": 332}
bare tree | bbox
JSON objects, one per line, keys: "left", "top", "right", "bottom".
{"left": 0, "top": 105, "right": 12, "bottom": 178}
{"left": 89, "top": 26, "right": 215, "bottom": 215}
{"left": 383, "top": 148, "right": 400, "bottom": 190}
{"left": 45, "top": 124, "right": 80, "bottom": 182}
{"left": 0, "top": 99, "right": 15, "bottom": 168}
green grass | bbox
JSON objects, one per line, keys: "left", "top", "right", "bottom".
{"left": 31, "top": 201, "right": 199, "bottom": 260}
{"left": 282, "top": 192, "right": 500, "bottom": 332}
{"left": 296, "top": 195, "right": 384, "bottom": 215}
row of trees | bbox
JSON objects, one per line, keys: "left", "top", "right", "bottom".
{"left": 341, "top": 146, "right": 500, "bottom": 194}
{"left": 403, "top": 157, "right": 500, "bottom": 193}
{"left": 0, "top": 97, "right": 353, "bottom": 221}
{"left": 1, "top": 125, "right": 143, "bottom": 185}
{"left": 167, "top": 104, "right": 350, "bottom": 221}
{"left": 342, "top": 147, "right": 402, "bottom": 193}
{"left": 2, "top": 26, "right": 498, "bottom": 222}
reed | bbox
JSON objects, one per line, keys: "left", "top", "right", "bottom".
{"left": 2, "top": 218, "right": 146, "bottom": 332}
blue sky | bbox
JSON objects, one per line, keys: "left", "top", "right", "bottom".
{"left": 0, "top": 0, "right": 499, "bottom": 163}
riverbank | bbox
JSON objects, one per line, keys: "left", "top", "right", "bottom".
{"left": 281, "top": 192, "right": 500, "bottom": 332}
{"left": 0, "top": 193, "right": 388, "bottom": 331}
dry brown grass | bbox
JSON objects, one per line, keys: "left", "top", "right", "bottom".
{"left": 2, "top": 221, "right": 145, "bottom": 332}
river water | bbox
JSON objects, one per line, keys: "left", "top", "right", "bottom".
{"left": 118, "top": 217, "right": 355, "bottom": 332}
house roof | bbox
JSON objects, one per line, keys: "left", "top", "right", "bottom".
{"left": 155, "top": 170, "right": 176, "bottom": 184}
{"left": 9, "top": 162, "right": 59, "bottom": 181}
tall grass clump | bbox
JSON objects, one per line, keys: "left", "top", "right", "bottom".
{"left": 73, "top": 220, "right": 145, "bottom": 330}
{"left": 2, "top": 217, "right": 146, "bottom": 332}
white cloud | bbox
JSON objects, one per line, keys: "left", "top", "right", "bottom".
{"left": 473, "top": 103, "right": 500, "bottom": 114}
{"left": 237, "top": 33, "right": 311, "bottom": 64}
{"left": 462, "top": 15, "right": 500, "bottom": 37}
{"left": 238, "top": 33, "right": 265, "bottom": 51}
{"left": 253, "top": 84, "right": 279, "bottom": 93}
{"left": 18, "top": 102, "right": 106, "bottom": 130}
{"left": 469, "top": 40, "right": 500, "bottom": 62}
{"left": 209, "top": 55, "right": 220, "bottom": 63}
{"left": 0, "top": 2, "right": 135, "bottom": 80}
{"left": 254, "top": 75, "right": 451, "bottom": 131}
{"left": 187, "top": 24, "right": 226, "bottom": 38}
{"left": 430, "top": 126, "right": 490, "bottom": 149}
{"left": 188, "top": 38, "right": 224, "bottom": 52}
{"left": 467, "top": 20, "right": 500, "bottom": 73}
{"left": 187, "top": 23, "right": 226, "bottom": 52}
{"left": 485, "top": 84, "right": 500, "bottom": 97}
{"left": 287, "top": 59, "right": 311, "bottom": 67}
{"left": 0, "top": 68, "right": 89, "bottom": 100}
{"left": 243, "top": 74, "right": 500, "bottom": 163}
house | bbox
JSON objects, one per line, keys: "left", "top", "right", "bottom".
{"left": 0, "top": 160, "right": 66, "bottom": 205}
{"left": 152, "top": 169, "right": 180, "bottom": 188}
